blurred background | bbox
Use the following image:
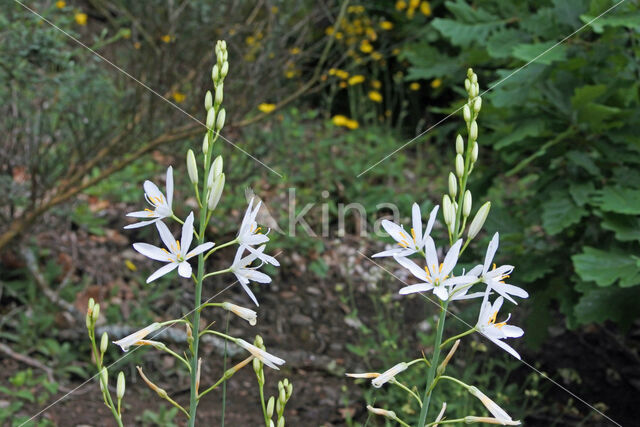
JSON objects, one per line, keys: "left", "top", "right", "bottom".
{"left": 1, "top": 0, "right": 639, "bottom": 425}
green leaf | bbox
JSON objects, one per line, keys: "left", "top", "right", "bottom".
{"left": 566, "top": 151, "right": 601, "bottom": 176}
{"left": 592, "top": 187, "right": 640, "bottom": 214}
{"left": 569, "top": 182, "right": 595, "bottom": 206}
{"left": 579, "top": 12, "right": 640, "bottom": 33}
{"left": 512, "top": 42, "right": 568, "bottom": 65}
{"left": 494, "top": 120, "right": 546, "bottom": 150}
{"left": 600, "top": 213, "right": 640, "bottom": 243}
{"left": 553, "top": 0, "right": 589, "bottom": 29}
{"left": 574, "top": 286, "right": 639, "bottom": 326}
{"left": 572, "top": 247, "right": 640, "bottom": 287}
{"left": 432, "top": 18, "right": 504, "bottom": 48}
{"left": 571, "top": 84, "right": 607, "bottom": 107}
{"left": 541, "top": 191, "right": 587, "bottom": 235}
{"left": 486, "top": 29, "right": 530, "bottom": 59}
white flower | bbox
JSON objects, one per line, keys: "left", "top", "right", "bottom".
{"left": 371, "top": 362, "right": 407, "bottom": 388}
{"left": 373, "top": 204, "right": 439, "bottom": 258}
{"left": 396, "top": 238, "right": 476, "bottom": 301}
{"left": 468, "top": 386, "right": 520, "bottom": 425}
{"left": 468, "top": 232, "right": 528, "bottom": 304}
{"left": 222, "top": 302, "right": 257, "bottom": 326}
{"left": 236, "top": 339, "right": 285, "bottom": 369}
{"left": 133, "top": 212, "right": 214, "bottom": 283}
{"left": 476, "top": 296, "right": 524, "bottom": 359}
{"left": 230, "top": 245, "right": 272, "bottom": 306}
{"left": 237, "top": 198, "right": 279, "bottom": 267}
{"left": 125, "top": 166, "right": 174, "bottom": 229}
{"left": 345, "top": 372, "right": 380, "bottom": 379}
{"left": 113, "top": 323, "right": 161, "bottom": 352}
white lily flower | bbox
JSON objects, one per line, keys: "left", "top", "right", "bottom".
{"left": 222, "top": 302, "right": 257, "bottom": 326}
{"left": 468, "top": 232, "right": 528, "bottom": 304}
{"left": 236, "top": 198, "right": 279, "bottom": 267}
{"left": 236, "top": 339, "right": 285, "bottom": 369}
{"left": 113, "top": 322, "right": 161, "bottom": 352}
{"left": 125, "top": 166, "right": 174, "bottom": 229}
{"left": 396, "top": 238, "right": 476, "bottom": 301}
{"left": 468, "top": 386, "right": 520, "bottom": 425}
{"left": 373, "top": 204, "right": 439, "bottom": 258}
{"left": 133, "top": 212, "right": 214, "bottom": 283}
{"left": 476, "top": 296, "right": 524, "bottom": 359}
{"left": 371, "top": 362, "right": 407, "bottom": 388}
{"left": 230, "top": 245, "right": 272, "bottom": 306}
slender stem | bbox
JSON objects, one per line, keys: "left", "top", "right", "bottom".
{"left": 394, "top": 415, "right": 412, "bottom": 427}
{"left": 440, "top": 328, "right": 476, "bottom": 350}
{"left": 198, "top": 376, "right": 226, "bottom": 400}
{"left": 417, "top": 300, "right": 449, "bottom": 427}
{"left": 203, "top": 238, "right": 238, "bottom": 261}
{"left": 89, "top": 330, "right": 123, "bottom": 427}
{"left": 221, "top": 313, "right": 229, "bottom": 427}
{"left": 160, "top": 345, "right": 192, "bottom": 371}
{"left": 259, "top": 377, "right": 268, "bottom": 426}
{"left": 426, "top": 418, "right": 466, "bottom": 426}
{"left": 202, "top": 268, "right": 231, "bottom": 280}
{"left": 391, "top": 379, "right": 422, "bottom": 407}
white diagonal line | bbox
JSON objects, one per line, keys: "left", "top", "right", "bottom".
{"left": 20, "top": 250, "right": 283, "bottom": 425}
{"left": 357, "top": 0, "right": 627, "bottom": 177}
{"left": 13, "top": 0, "right": 282, "bottom": 178}
{"left": 357, "top": 251, "right": 622, "bottom": 426}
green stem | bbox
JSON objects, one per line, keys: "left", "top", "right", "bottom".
{"left": 221, "top": 313, "right": 229, "bottom": 427}
{"left": 426, "top": 418, "right": 466, "bottom": 426}
{"left": 89, "top": 330, "right": 123, "bottom": 427}
{"left": 203, "top": 238, "right": 238, "bottom": 261}
{"left": 417, "top": 300, "right": 449, "bottom": 427}
{"left": 391, "top": 379, "right": 422, "bottom": 408}
{"left": 440, "top": 328, "right": 476, "bottom": 350}
{"left": 202, "top": 268, "right": 231, "bottom": 280}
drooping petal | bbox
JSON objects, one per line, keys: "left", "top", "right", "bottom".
{"left": 394, "top": 256, "right": 428, "bottom": 281}
{"left": 487, "top": 336, "right": 521, "bottom": 360}
{"left": 411, "top": 203, "right": 423, "bottom": 247}
{"left": 186, "top": 242, "right": 215, "bottom": 259}
{"left": 180, "top": 212, "right": 195, "bottom": 257}
{"left": 245, "top": 245, "right": 279, "bottom": 266}
{"left": 381, "top": 220, "right": 412, "bottom": 248}
{"left": 240, "top": 282, "right": 259, "bottom": 306}
{"left": 372, "top": 247, "right": 406, "bottom": 258}
{"left": 399, "top": 283, "right": 434, "bottom": 295}
{"left": 165, "top": 166, "right": 174, "bottom": 208}
{"left": 147, "top": 262, "right": 179, "bottom": 283}
{"left": 242, "top": 233, "right": 269, "bottom": 246}
{"left": 156, "top": 221, "right": 177, "bottom": 253}
{"left": 441, "top": 239, "right": 462, "bottom": 277}
{"left": 124, "top": 219, "right": 158, "bottom": 229}
{"left": 483, "top": 232, "right": 500, "bottom": 274}
{"left": 500, "top": 325, "right": 524, "bottom": 338}
{"left": 133, "top": 243, "right": 173, "bottom": 262}
{"left": 242, "top": 269, "right": 271, "bottom": 283}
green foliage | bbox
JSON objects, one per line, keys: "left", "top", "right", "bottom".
{"left": 402, "top": 0, "right": 640, "bottom": 335}
{"left": 0, "top": 369, "right": 58, "bottom": 426}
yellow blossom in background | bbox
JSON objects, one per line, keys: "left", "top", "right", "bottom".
{"left": 409, "top": 0, "right": 420, "bottom": 8}
{"left": 285, "top": 70, "right": 297, "bottom": 79}
{"left": 392, "top": 48, "right": 401, "bottom": 55}
{"left": 368, "top": 91, "right": 383, "bottom": 103}
{"left": 366, "top": 28, "right": 377, "bottom": 41}
{"left": 289, "top": 47, "right": 301, "bottom": 55}
{"left": 335, "top": 70, "right": 349, "bottom": 80}
{"left": 271, "top": 5, "right": 279, "bottom": 13}
{"left": 409, "top": 82, "right": 421, "bottom": 91}
{"left": 74, "top": 13, "right": 87, "bottom": 26}
{"left": 347, "top": 5, "right": 365, "bottom": 14}
{"left": 371, "top": 80, "right": 382, "bottom": 89}
{"left": 345, "top": 119, "right": 359, "bottom": 129}
{"left": 335, "top": 32, "right": 343, "bottom": 40}
{"left": 124, "top": 260, "right": 137, "bottom": 271}
{"left": 325, "top": 26, "right": 334, "bottom": 36}
{"left": 421, "top": 1, "right": 432, "bottom": 16}
{"left": 380, "top": 21, "right": 394, "bottom": 30}
{"left": 332, "top": 115, "right": 349, "bottom": 126}
{"left": 348, "top": 75, "right": 365, "bottom": 85}
{"left": 385, "top": 109, "right": 392, "bottom": 117}
{"left": 339, "top": 81, "right": 347, "bottom": 88}
{"left": 329, "top": 68, "right": 337, "bottom": 76}
{"left": 55, "top": 1, "right": 66, "bottom": 9}
{"left": 172, "top": 92, "right": 186, "bottom": 103}
{"left": 371, "top": 51, "right": 383, "bottom": 61}
{"left": 360, "top": 40, "right": 373, "bottom": 54}
{"left": 246, "top": 36, "right": 256, "bottom": 45}
{"left": 396, "top": 0, "right": 407, "bottom": 11}
{"left": 122, "top": 29, "right": 131, "bottom": 39}
{"left": 431, "top": 78, "right": 442, "bottom": 88}
{"left": 161, "top": 34, "right": 172, "bottom": 43}
{"left": 258, "top": 103, "right": 277, "bottom": 114}
{"left": 133, "top": 42, "right": 141, "bottom": 49}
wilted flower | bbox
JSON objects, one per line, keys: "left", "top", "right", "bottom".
{"left": 222, "top": 302, "right": 257, "bottom": 326}
{"left": 468, "top": 386, "right": 520, "bottom": 424}
{"left": 236, "top": 339, "right": 285, "bottom": 369}
{"left": 371, "top": 362, "right": 407, "bottom": 388}
{"left": 125, "top": 166, "right": 174, "bottom": 229}
{"left": 476, "top": 296, "right": 524, "bottom": 359}
{"left": 373, "top": 203, "right": 438, "bottom": 258}
{"left": 113, "top": 323, "right": 161, "bottom": 352}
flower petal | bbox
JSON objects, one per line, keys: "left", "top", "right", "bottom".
{"left": 394, "top": 255, "right": 428, "bottom": 281}
{"left": 411, "top": 203, "right": 423, "bottom": 247}
{"left": 156, "top": 220, "right": 177, "bottom": 253}
{"left": 127, "top": 210, "right": 159, "bottom": 218}
{"left": 133, "top": 243, "right": 172, "bottom": 262}
{"left": 124, "top": 219, "right": 158, "bottom": 229}
{"left": 180, "top": 212, "right": 194, "bottom": 256}
{"left": 424, "top": 205, "right": 439, "bottom": 242}
{"left": 424, "top": 237, "right": 439, "bottom": 275}
{"left": 178, "top": 261, "right": 192, "bottom": 278}
{"left": 433, "top": 286, "right": 449, "bottom": 301}
{"left": 147, "top": 262, "right": 178, "bottom": 283}
{"left": 143, "top": 180, "right": 164, "bottom": 203}
{"left": 487, "top": 336, "right": 521, "bottom": 360}
{"left": 186, "top": 242, "right": 215, "bottom": 259}
{"left": 240, "top": 282, "right": 259, "bottom": 306}
{"left": 166, "top": 166, "right": 174, "bottom": 208}
{"left": 399, "top": 283, "right": 433, "bottom": 295}
{"left": 483, "top": 232, "right": 500, "bottom": 274}
{"left": 441, "top": 239, "right": 462, "bottom": 277}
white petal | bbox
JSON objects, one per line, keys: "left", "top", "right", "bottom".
{"left": 144, "top": 180, "right": 164, "bottom": 203}
{"left": 443, "top": 275, "right": 477, "bottom": 287}
{"left": 180, "top": 212, "right": 194, "bottom": 256}
{"left": 492, "top": 296, "right": 505, "bottom": 314}
{"left": 467, "top": 264, "right": 483, "bottom": 277}
{"left": 488, "top": 336, "right": 521, "bottom": 360}
{"left": 424, "top": 205, "right": 439, "bottom": 242}
{"left": 483, "top": 232, "right": 500, "bottom": 274}
{"left": 178, "top": 261, "right": 192, "bottom": 278}
{"left": 381, "top": 220, "right": 409, "bottom": 245}
{"left": 399, "top": 283, "right": 433, "bottom": 295}
{"left": 147, "top": 262, "right": 178, "bottom": 283}
{"left": 394, "top": 256, "right": 428, "bottom": 281}
{"left": 424, "top": 237, "right": 439, "bottom": 275}
{"left": 411, "top": 203, "right": 423, "bottom": 246}
{"left": 186, "top": 242, "right": 215, "bottom": 259}
{"left": 243, "top": 269, "right": 271, "bottom": 283}
{"left": 127, "top": 210, "right": 158, "bottom": 218}
{"left": 133, "top": 243, "right": 172, "bottom": 262}
{"left": 166, "top": 166, "right": 174, "bottom": 208}
{"left": 372, "top": 248, "right": 405, "bottom": 258}
{"left": 501, "top": 325, "right": 524, "bottom": 338}
{"left": 243, "top": 233, "right": 269, "bottom": 246}
{"left": 433, "top": 286, "right": 449, "bottom": 301}
{"left": 441, "top": 239, "right": 462, "bottom": 277}
{"left": 156, "top": 221, "right": 177, "bottom": 253}
{"left": 240, "top": 282, "right": 259, "bottom": 306}
{"left": 124, "top": 219, "right": 158, "bottom": 229}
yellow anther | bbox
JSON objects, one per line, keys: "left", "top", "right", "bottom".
{"left": 410, "top": 228, "right": 417, "bottom": 243}
{"left": 488, "top": 311, "right": 498, "bottom": 325}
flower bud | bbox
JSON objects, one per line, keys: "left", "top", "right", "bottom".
{"left": 468, "top": 201, "right": 491, "bottom": 239}
{"left": 211, "top": 155, "right": 223, "bottom": 178}
{"left": 206, "top": 108, "right": 215, "bottom": 129}
{"left": 473, "top": 96, "right": 482, "bottom": 113}
{"left": 277, "top": 418, "right": 285, "bottom": 427}
{"left": 117, "top": 371, "right": 126, "bottom": 400}
{"left": 204, "top": 90, "right": 213, "bottom": 110}
{"left": 100, "top": 331, "right": 108, "bottom": 354}
{"left": 463, "top": 104, "right": 471, "bottom": 123}
{"left": 88, "top": 298, "right": 95, "bottom": 312}
{"left": 464, "top": 78, "right": 471, "bottom": 92}
{"left": 463, "top": 190, "right": 472, "bottom": 218}
{"left": 467, "top": 68, "right": 474, "bottom": 78}
{"left": 367, "top": 405, "right": 397, "bottom": 420}
{"left": 92, "top": 304, "right": 100, "bottom": 323}
{"left": 267, "top": 396, "right": 275, "bottom": 418}
{"left": 455, "top": 154, "right": 464, "bottom": 178}
{"left": 100, "top": 367, "right": 108, "bottom": 388}
{"left": 471, "top": 142, "right": 478, "bottom": 163}
{"left": 253, "top": 357, "right": 262, "bottom": 373}
{"left": 215, "top": 108, "right": 226, "bottom": 131}
{"left": 470, "top": 120, "right": 478, "bottom": 141}
{"left": 254, "top": 334, "right": 264, "bottom": 348}
{"left": 187, "top": 149, "right": 198, "bottom": 185}
{"left": 471, "top": 73, "right": 478, "bottom": 84}
{"left": 221, "top": 61, "right": 229, "bottom": 78}
{"left": 442, "top": 195, "right": 453, "bottom": 226}
{"left": 279, "top": 387, "right": 286, "bottom": 405}
{"left": 211, "top": 64, "right": 219, "bottom": 81}
{"left": 202, "top": 133, "right": 209, "bottom": 155}
{"left": 456, "top": 134, "right": 464, "bottom": 154}
{"left": 269, "top": 421, "right": 275, "bottom": 427}
{"left": 214, "top": 83, "right": 224, "bottom": 106}
{"left": 448, "top": 172, "right": 457, "bottom": 198}
{"left": 472, "top": 82, "right": 479, "bottom": 98}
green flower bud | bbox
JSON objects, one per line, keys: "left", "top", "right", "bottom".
{"left": 442, "top": 195, "right": 453, "bottom": 226}
{"left": 455, "top": 154, "right": 464, "bottom": 178}
{"left": 463, "top": 104, "right": 471, "bottom": 123}
{"left": 207, "top": 173, "right": 225, "bottom": 210}
{"left": 471, "top": 73, "right": 478, "bottom": 84}
{"left": 456, "top": 134, "right": 464, "bottom": 154}
{"left": 100, "top": 331, "right": 108, "bottom": 354}
{"left": 254, "top": 335, "right": 264, "bottom": 348}
{"left": 253, "top": 357, "right": 262, "bottom": 374}
{"left": 276, "top": 398, "right": 283, "bottom": 414}
{"left": 277, "top": 417, "right": 285, "bottom": 427}
{"left": 204, "top": 90, "right": 213, "bottom": 111}
{"left": 88, "top": 298, "right": 95, "bottom": 312}
{"left": 215, "top": 108, "right": 226, "bottom": 131}
{"left": 214, "top": 83, "right": 224, "bottom": 106}
{"left": 467, "top": 68, "right": 474, "bottom": 78}
{"left": 212, "top": 155, "right": 223, "bottom": 178}
{"left": 286, "top": 382, "right": 293, "bottom": 397}
{"left": 463, "top": 190, "right": 472, "bottom": 218}
{"left": 187, "top": 149, "right": 198, "bottom": 185}
{"left": 117, "top": 371, "right": 126, "bottom": 400}
{"left": 473, "top": 96, "right": 482, "bottom": 113}
{"left": 202, "top": 133, "right": 209, "bottom": 155}
{"left": 269, "top": 421, "right": 275, "bottom": 427}
{"left": 471, "top": 142, "right": 478, "bottom": 163}
{"left": 468, "top": 201, "right": 491, "bottom": 240}
{"left": 206, "top": 108, "right": 215, "bottom": 129}
{"left": 267, "top": 396, "right": 275, "bottom": 418}
{"left": 211, "top": 64, "right": 219, "bottom": 82}
{"left": 469, "top": 120, "right": 478, "bottom": 141}
{"left": 92, "top": 304, "right": 100, "bottom": 323}
{"left": 221, "top": 61, "right": 229, "bottom": 78}
{"left": 448, "top": 172, "right": 457, "bottom": 198}
{"left": 279, "top": 387, "right": 286, "bottom": 405}
{"left": 464, "top": 78, "right": 471, "bottom": 92}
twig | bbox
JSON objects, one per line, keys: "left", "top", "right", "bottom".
{"left": 0, "top": 342, "right": 55, "bottom": 383}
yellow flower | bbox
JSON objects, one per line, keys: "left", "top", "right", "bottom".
{"left": 289, "top": 47, "right": 301, "bottom": 55}
{"left": 410, "top": 0, "right": 420, "bottom": 8}
{"left": 124, "top": 260, "right": 137, "bottom": 271}
{"left": 371, "top": 51, "right": 383, "bottom": 61}
{"left": 347, "top": 5, "right": 365, "bottom": 14}
{"left": 161, "top": 34, "right": 172, "bottom": 43}
{"left": 360, "top": 40, "right": 373, "bottom": 54}
{"left": 345, "top": 119, "right": 359, "bottom": 130}
{"left": 392, "top": 48, "right": 401, "bottom": 55}
{"left": 348, "top": 75, "right": 365, "bottom": 85}
{"left": 325, "top": 26, "right": 334, "bottom": 36}
{"left": 332, "top": 115, "right": 349, "bottom": 126}
{"left": 385, "top": 109, "right": 392, "bottom": 117}
{"left": 420, "top": 1, "right": 432, "bottom": 16}
{"left": 371, "top": 80, "right": 382, "bottom": 89}
{"left": 285, "top": 70, "right": 296, "bottom": 79}
{"left": 258, "top": 103, "right": 277, "bottom": 114}
{"left": 339, "top": 81, "right": 347, "bottom": 88}
{"left": 335, "top": 31, "right": 344, "bottom": 40}
{"left": 336, "top": 70, "right": 350, "bottom": 80}
{"left": 368, "top": 91, "right": 383, "bottom": 103}
{"left": 328, "top": 68, "right": 337, "bottom": 76}
{"left": 380, "top": 21, "right": 394, "bottom": 30}
{"left": 271, "top": 5, "right": 279, "bottom": 13}
{"left": 246, "top": 35, "right": 256, "bottom": 45}
{"left": 366, "top": 28, "right": 377, "bottom": 41}
{"left": 396, "top": 0, "right": 407, "bottom": 11}
{"left": 55, "top": 1, "right": 66, "bottom": 9}
{"left": 133, "top": 42, "right": 141, "bottom": 50}
{"left": 409, "top": 82, "right": 421, "bottom": 91}
{"left": 74, "top": 13, "right": 87, "bottom": 26}
{"left": 431, "top": 78, "right": 442, "bottom": 88}
{"left": 172, "top": 92, "right": 186, "bottom": 103}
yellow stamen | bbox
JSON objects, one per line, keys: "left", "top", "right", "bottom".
{"left": 410, "top": 228, "right": 417, "bottom": 243}
{"left": 488, "top": 311, "right": 498, "bottom": 325}
{"left": 492, "top": 263, "right": 497, "bottom": 270}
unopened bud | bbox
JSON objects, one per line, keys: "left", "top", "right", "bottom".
{"left": 471, "top": 142, "right": 478, "bottom": 162}
{"left": 463, "top": 190, "right": 472, "bottom": 218}
{"left": 473, "top": 96, "right": 482, "bottom": 113}
{"left": 463, "top": 104, "right": 471, "bottom": 123}
{"left": 221, "top": 61, "right": 229, "bottom": 78}
{"left": 88, "top": 298, "right": 95, "bottom": 312}
{"left": 92, "top": 304, "right": 100, "bottom": 323}
{"left": 455, "top": 154, "right": 464, "bottom": 178}
{"left": 100, "top": 367, "right": 108, "bottom": 388}
{"left": 211, "top": 155, "right": 223, "bottom": 178}
{"left": 207, "top": 173, "right": 224, "bottom": 210}
{"left": 212, "top": 64, "right": 219, "bottom": 81}
{"left": 253, "top": 357, "right": 262, "bottom": 373}
{"left": 468, "top": 201, "right": 491, "bottom": 239}
{"left": 448, "top": 172, "right": 457, "bottom": 198}
{"left": 206, "top": 108, "right": 215, "bottom": 129}
{"left": 277, "top": 418, "right": 284, "bottom": 427}
{"left": 437, "top": 339, "right": 460, "bottom": 376}
{"left": 467, "top": 68, "right": 474, "bottom": 78}
{"left": 470, "top": 120, "right": 478, "bottom": 141}
{"left": 464, "top": 78, "right": 471, "bottom": 92}
{"left": 214, "top": 83, "right": 224, "bottom": 106}
{"left": 202, "top": 133, "right": 209, "bottom": 155}
{"left": 367, "top": 405, "right": 397, "bottom": 420}
{"left": 215, "top": 108, "right": 226, "bottom": 131}
{"left": 456, "top": 134, "right": 464, "bottom": 154}
{"left": 269, "top": 421, "right": 275, "bottom": 427}
{"left": 187, "top": 149, "right": 198, "bottom": 185}
{"left": 100, "top": 331, "right": 108, "bottom": 354}
{"left": 471, "top": 83, "right": 479, "bottom": 98}
{"left": 204, "top": 90, "right": 213, "bottom": 110}
{"left": 267, "top": 396, "right": 275, "bottom": 418}
{"left": 279, "top": 387, "right": 286, "bottom": 404}
{"left": 471, "top": 73, "right": 478, "bottom": 84}
{"left": 443, "top": 195, "right": 453, "bottom": 226}
{"left": 254, "top": 335, "right": 264, "bottom": 348}
{"left": 117, "top": 371, "right": 126, "bottom": 400}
